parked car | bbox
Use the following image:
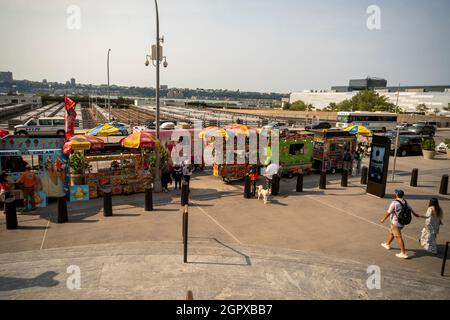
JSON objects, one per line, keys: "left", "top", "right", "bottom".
{"left": 14, "top": 117, "right": 66, "bottom": 136}
{"left": 416, "top": 121, "right": 438, "bottom": 129}
{"left": 383, "top": 130, "right": 417, "bottom": 139}
{"left": 305, "top": 122, "right": 331, "bottom": 130}
{"left": 436, "top": 142, "right": 448, "bottom": 153}
{"left": 396, "top": 123, "right": 412, "bottom": 130}
{"left": 408, "top": 123, "right": 436, "bottom": 137}
{"left": 389, "top": 135, "right": 424, "bottom": 157}
{"left": 109, "top": 121, "right": 130, "bottom": 135}
{"left": 264, "top": 122, "right": 290, "bottom": 132}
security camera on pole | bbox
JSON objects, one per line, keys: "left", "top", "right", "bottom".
{"left": 145, "top": 0, "right": 168, "bottom": 193}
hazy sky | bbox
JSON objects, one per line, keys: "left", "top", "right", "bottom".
{"left": 1, "top": 0, "right": 449, "bottom": 93}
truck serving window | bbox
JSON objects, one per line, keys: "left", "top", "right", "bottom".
{"left": 289, "top": 143, "right": 304, "bottom": 155}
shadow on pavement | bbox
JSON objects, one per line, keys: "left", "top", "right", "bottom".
{"left": 0, "top": 271, "right": 59, "bottom": 292}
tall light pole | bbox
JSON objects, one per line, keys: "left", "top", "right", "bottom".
{"left": 391, "top": 83, "right": 401, "bottom": 182}
{"left": 145, "top": 0, "right": 168, "bottom": 192}
{"left": 107, "top": 48, "right": 111, "bottom": 122}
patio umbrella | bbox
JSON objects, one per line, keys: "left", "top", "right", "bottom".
{"left": 0, "top": 129, "right": 9, "bottom": 138}
{"left": 63, "top": 135, "right": 105, "bottom": 154}
{"left": 87, "top": 123, "right": 126, "bottom": 136}
{"left": 344, "top": 125, "right": 372, "bottom": 136}
{"left": 198, "top": 126, "right": 228, "bottom": 142}
{"left": 120, "top": 131, "right": 160, "bottom": 149}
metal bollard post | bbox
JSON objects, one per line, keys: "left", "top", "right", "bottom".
{"left": 442, "top": 242, "right": 449, "bottom": 277}
{"left": 341, "top": 169, "right": 348, "bottom": 187}
{"left": 186, "top": 290, "right": 194, "bottom": 300}
{"left": 5, "top": 198, "right": 18, "bottom": 230}
{"left": 319, "top": 171, "right": 327, "bottom": 190}
{"left": 361, "top": 166, "right": 368, "bottom": 185}
{"left": 439, "top": 175, "right": 449, "bottom": 195}
{"left": 145, "top": 187, "right": 153, "bottom": 211}
{"left": 57, "top": 195, "right": 68, "bottom": 223}
{"left": 296, "top": 174, "right": 303, "bottom": 193}
{"left": 244, "top": 175, "right": 251, "bottom": 199}
{"left": 103, "top": 191, "right": 113, "bottom": 217}
{"left": 272, "top": 174, "right": 280, "bottom": 195}
{"left": 181, "top": 182, "right": 189, "bottom": 206}
{"left": 183, "top": 205, "right": 189, "bottom": 263}
{"left": 410, "top": 168, "right": 419, "bottom": 187}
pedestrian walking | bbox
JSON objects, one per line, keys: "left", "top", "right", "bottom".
{"left": 418, "top": 198, "right": 444, "bottom": 254}
{"left": 248, "top": 164, "right": 259, "bottom": 197}
{"left": 19, "top": 165, "right": 38, "bottom": 212}
{"left": 264, "top": 162, "right": 279, "bottom": 193}
{"left": 380, "top": 189, "right": 419, "bottom": 259}
{"left": 343, "top": 149, "right": 352, "bottom": 173}
{"left": 161, "top": 161, "right": 173, "bottom": 193}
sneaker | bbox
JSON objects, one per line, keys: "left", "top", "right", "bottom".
{"left": 381, "top": 243, "right": 391, "bottom": 250}
{"left": 395, "top": 253, "right": 409, "bottom": 259}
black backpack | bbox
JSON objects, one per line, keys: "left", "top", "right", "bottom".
{"left": 395, "top": 200, "right": 412, "bottom": 225}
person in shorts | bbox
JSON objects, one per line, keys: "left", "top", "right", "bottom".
{"left": 380, "top": 189, "right": 419, "bottom": 259}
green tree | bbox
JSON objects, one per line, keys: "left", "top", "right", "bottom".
{"left": 443, "top": 103, "right": 450, "bottom": 112}
{"left": 336, "top": 90, "right": 396, "bottom": 112}
{"left": 282, "top": 102, "right": 291, "bottom": 110}
{"left": 433, "top": 108, "right": 440, "bottom": 116}
{"left": 416, "top": 103, "right": 429, "bottom": 113}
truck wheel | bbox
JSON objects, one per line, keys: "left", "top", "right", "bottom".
{"left": 18, "top": 131, "right": 28, "bottom": 136}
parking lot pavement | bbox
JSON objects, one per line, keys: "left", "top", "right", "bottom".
{"left": 0, "top": 145, "right": 449, "bottom": 299}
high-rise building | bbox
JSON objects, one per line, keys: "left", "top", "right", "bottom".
{"left": 0, "top": 71, "right": 13, "bottom": 84}
{"left": 70, "top": 78, "right": 76, "bottom": 86}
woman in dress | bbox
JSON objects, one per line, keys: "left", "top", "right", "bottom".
{"left": 419, "top": 198, "right": 444, "bottom": 254}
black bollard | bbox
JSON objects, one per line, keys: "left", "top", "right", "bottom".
{"left": 145, "top": 187, "right": 153, "bottom": 211}
{"left": 272, "top": 174, "right": 280, "bottom": 195}
{"left": 296, "top": 174, "right": 303, "bottom": 192}
{"left": 361, "top": 166, "right": 368, "bottom": 185}
{"left": 181, "top": 182, "right": 189, "bottom": 206}
{"left": 439, "top": 175, "right": 449, "bottom": 195}
{"left": 341, "top": 169, "right": 348, "bottom": 187}
{"left": 5, "top": 197, "right": 18, "bottom": 230}
{"left": 319, "top": 171, "right": 327, "bottom": 189}
{"left": 103, "top": 191, "right": 113, "bottom": 217}
{"left": 410, "top": 168, "right": 419, "bottom": 187}
{"left": 244, "top": 175, "right": 252, "bottom": 199}
{"left": 441, "top": 242, "right": 449, "bottom": 277}
{"left": 57, "top": 195, "right": 68, "bottom": 223}
{"left": 183, "top": 205, "right": 189, "bottom": 263}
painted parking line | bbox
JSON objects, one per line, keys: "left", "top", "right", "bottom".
{"left": 40, "top": 220, "right": 51, "bottom": 250}
{"left": 304, "top": 195, "right": 417, "bottom": 242}
{"left": 193, "top": 203, "right": 242, "bottom": 244}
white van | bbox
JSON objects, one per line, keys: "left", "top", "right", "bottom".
{"left": 14, "top": 117, "right": 66, "bottom": 136}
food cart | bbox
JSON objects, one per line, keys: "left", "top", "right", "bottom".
{"left": 279, "top": 133, "right": 314, "bottom": 177}
{"left": 83, "top": 144, "right": 151, "bottom": 198}
{"left": 312, "top": 129, "right": 357, "bottom": 173}
{"left": 0, "top": 135, "right": 69, "bottom": 203}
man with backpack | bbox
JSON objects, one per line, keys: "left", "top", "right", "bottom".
{"left": 380, "top": 189, "right": 419, "bottom": 259}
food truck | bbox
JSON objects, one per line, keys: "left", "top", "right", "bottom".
{"left": 0, "top": 135, "right": 69, "bottom": 204}
{"left": 279, "top": 133, "right": 314, "bottom": 177}
{"left": 312, "top": 129, "right": 357, "bottom": 173}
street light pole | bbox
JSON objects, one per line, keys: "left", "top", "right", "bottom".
{"left": 391, "top": 83, "right": 401, "bottom": 182}
{"left": 107, "top": 48, "right": 111, "bottom": 122}
{"left": 153, "top": 0, "right": 162, "bottom": 192}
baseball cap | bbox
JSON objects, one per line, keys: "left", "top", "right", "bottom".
{"left": 394, "top": 189, "right": 405, "bottom": 198}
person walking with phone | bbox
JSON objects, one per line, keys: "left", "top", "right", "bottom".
{"left": 380, "top": 189, "right": 419, "bottom": 259}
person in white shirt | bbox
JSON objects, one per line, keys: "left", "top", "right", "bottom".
{"left": 264, "top": 162, "right": 279, "bottom": 192}
{"left": 182, "top": 160, "right": 193, "bottom": 191}
{"left": 380, "top": 189, "right": 419, "bottom": 259}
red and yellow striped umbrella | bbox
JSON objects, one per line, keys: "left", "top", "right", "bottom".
{"left": 63, "top": 135, "right": 104, "bottom": 154}
{"left": 120, "top": 131, "right": 160, "bottom": 149}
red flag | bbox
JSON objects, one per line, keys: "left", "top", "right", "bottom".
{"left": 64, "top": 96, "right": 77, "bottom": 140}
{"left": 64, "top": 96, "right": 76, "bottom": 111}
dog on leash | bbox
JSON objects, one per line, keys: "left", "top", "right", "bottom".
{"left": 257, "top": 185, "right": 270, "bottom": 204}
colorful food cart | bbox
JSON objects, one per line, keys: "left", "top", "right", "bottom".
{"left": 312, "top": 129, "right": 357, "bottom": 173}
{"left": 0, "top": 135, "right": 69, "bottom": 201}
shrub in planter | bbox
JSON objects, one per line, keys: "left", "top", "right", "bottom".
{"left": 421, "top": 138, "right": 436, "bottom": 159}
{"left": 69, "top": 152, "right": 92, "bottom": 185}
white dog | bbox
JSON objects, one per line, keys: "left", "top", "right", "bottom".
{"left": 257, "top": 185, "right": 270, "bottom": 204}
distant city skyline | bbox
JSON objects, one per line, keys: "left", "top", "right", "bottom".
{"left": 1, "top": 0, "right": 449, "bottom": 93}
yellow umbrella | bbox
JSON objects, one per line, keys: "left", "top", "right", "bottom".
{"left": 199, "top": 126, "right": 228, "bottom": 141}
{"left": 86, "top": 123, "right": 124, "bottom": 136}
{"left": 344, "top": 125, "right": 372, "bottom": 136}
